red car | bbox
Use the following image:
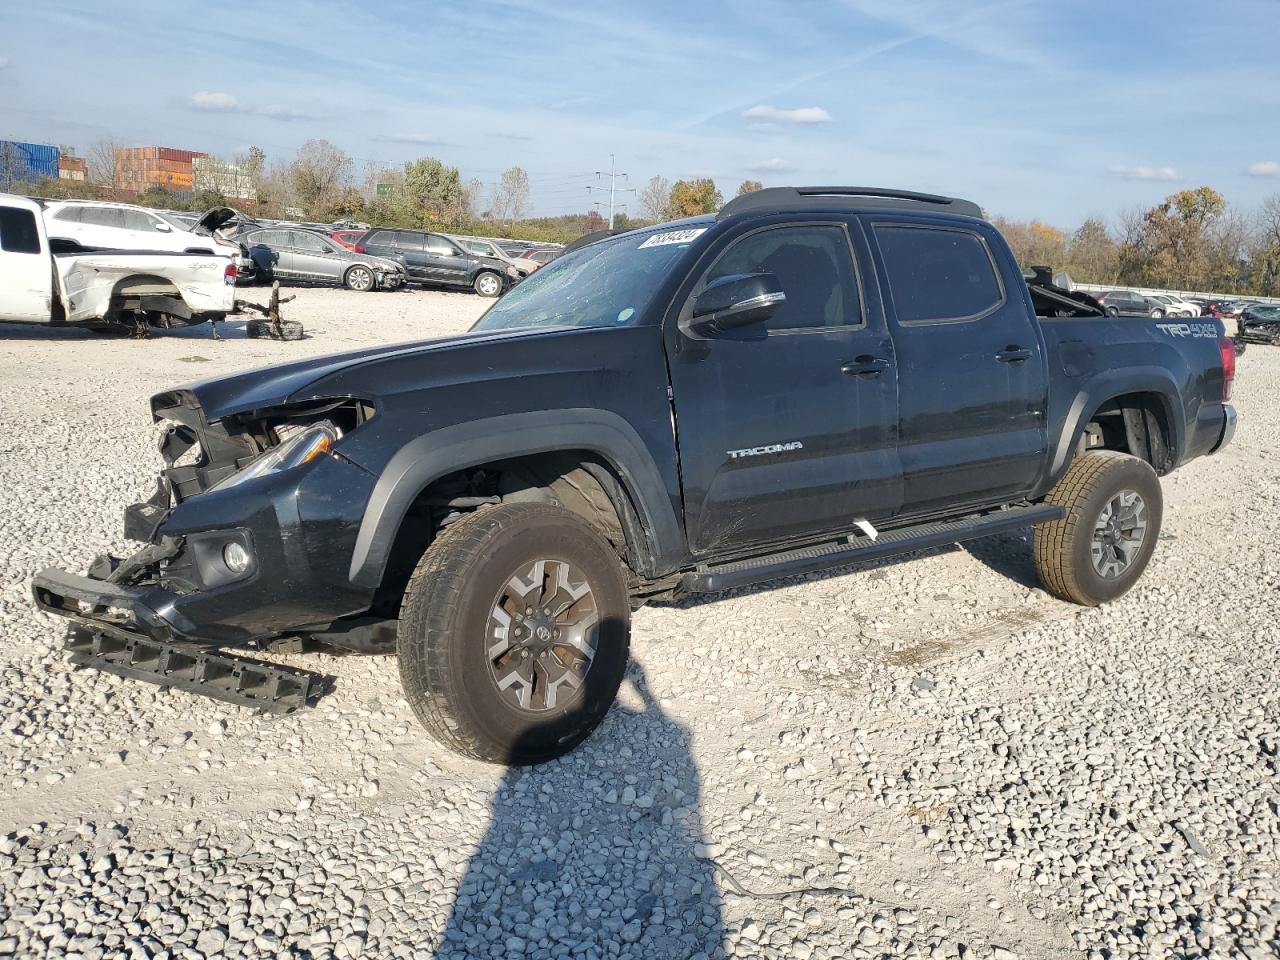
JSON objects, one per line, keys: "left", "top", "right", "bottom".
{"left": 329, "top": 230, "right": 366, "bottom": 253}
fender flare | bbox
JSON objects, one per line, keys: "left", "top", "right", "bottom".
{"left": 1049, "top": 366, "right": 1186, "bottom": 481}
{"left": 347, "top": 408, "right": 683, "bottom": 588}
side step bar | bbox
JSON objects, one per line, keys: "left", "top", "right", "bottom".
{"left": 682, "top": 503, "right": 1063, "bottom": 594}
{"left": 65, "top": 625, "right": 320, "bottom": 714}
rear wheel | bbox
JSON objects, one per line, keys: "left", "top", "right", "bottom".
{"left": 1152, "top": 308, "right": 1165, "bottom": 318}
{"left": 1105, "top": 306, "right": 1119, "bottom": 317}
{"left": 1034, "top": 451, "right": 1163, "bottom": 606}
{"left": 473, "top": 271, "right": 503, "bottom": 297}
{"left": 344, "top": 265, "right": 375, "bottom": 292}
{"left": 397, "top": 503, "right": 630, "bottom": 764}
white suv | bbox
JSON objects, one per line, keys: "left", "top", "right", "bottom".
{"left": 1147, "top": 294, "right": 1200, "bottom": 318}
{"left": 41, "top": 201, "right": 238, "bottom": 258}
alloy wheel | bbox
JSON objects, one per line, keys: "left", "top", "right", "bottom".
{"left": 1090, "top": 489, "right": 1149, "bottom": 579}
{"left": 485, "top": 558, "right": 599, "bottom": 712}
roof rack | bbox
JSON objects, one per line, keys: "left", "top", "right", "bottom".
{"left": 718, "top": 186, "right": 983, "bottom": 221}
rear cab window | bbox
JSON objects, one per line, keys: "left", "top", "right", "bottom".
{"left": 874, "top": 224, "right": 1004, "bottom": 323}
{"left": 0, "top": 206, "right": 42, "bottom": 253}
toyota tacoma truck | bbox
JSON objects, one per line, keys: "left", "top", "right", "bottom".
{"left": 0, "top": 193, "right": 237, "bottom": 332}
{"left": 32, "top": 186, "right": 1237, "bottom": 765}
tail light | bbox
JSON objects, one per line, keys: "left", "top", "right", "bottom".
{"left": 224, "top": 263, "right": 237, "bottom": 285}
{"left": 354, "top": 244, "right": 365, "bottom": 254}
{"left": 1219, "top": 336, "right": 1236, "bottom": 401}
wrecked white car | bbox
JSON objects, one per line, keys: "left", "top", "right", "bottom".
{"left": 0, "top": 193, "right": 237, "bottom": 333}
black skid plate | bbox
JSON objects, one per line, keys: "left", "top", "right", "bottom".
{"left": 65, "top": 626, "right": 320, "bottom": 714}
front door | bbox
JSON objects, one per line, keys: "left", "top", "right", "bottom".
{"left": 0, "top": 203, "right": 52, "bottom": 322}
{"left": 424, "top": 234, "right": 471, "bottom": 285}
{"left": 289, "top": 231, "right": 343, "bottom": 282}
{"left": 667, "top": 220, "right": 902, "bottom": 556}
{"left": 867, "top": 218, "right": 1048, "bottom": 516}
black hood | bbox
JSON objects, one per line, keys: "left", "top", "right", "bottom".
{"left": 193, "top": 207, "right": 245, "bottom": 236}
{"left": 151, "top": 327, "right": 555, "bottom": 423}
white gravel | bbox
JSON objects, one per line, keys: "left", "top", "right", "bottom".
{"left": 0, "top": 288, "right": 1277, "bottom": 959}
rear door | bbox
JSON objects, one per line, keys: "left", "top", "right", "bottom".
{"left": 0, "top": 202, "right": 52, "bottom": 322}
{"left": 868, "top": 218, "right": 1048, "bottom": 516}
{"left": 667, "top": 219, "right": 902, "bottom": 555}
{"left": 393, "top": 231, "right": 431, "bottom": 278}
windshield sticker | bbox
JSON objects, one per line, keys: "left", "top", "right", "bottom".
{"left": 638, "top": 228, "right": 707, "bottom": 249}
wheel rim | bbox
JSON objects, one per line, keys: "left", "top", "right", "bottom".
{"left": 1090, "top": 489, "right": 1149, "bottom": 579}
{"left": 477, "top": 274, "right": 499, "bottom": 296}
{"left": 485, "top": 558, "right": 599, "bottom": 712}
{"left": 349, "top": 267, "right": 372, "bottom": 290}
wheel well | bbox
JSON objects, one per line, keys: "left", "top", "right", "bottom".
{"left": 370, "top": 451, "right": 643, "bottom": 618}
{"left": 1081, "top": 392, "right": 1175, "bottom": 474}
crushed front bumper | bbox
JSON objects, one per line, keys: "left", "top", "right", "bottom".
{"left": 32, "top": 567, "right": 321, "bottom": 713}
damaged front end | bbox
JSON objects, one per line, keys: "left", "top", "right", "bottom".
{"left": 32, "top": 388, "right": 381, "bottom": 712}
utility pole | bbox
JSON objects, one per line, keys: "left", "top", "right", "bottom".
{"left": 588, "top": 154, "right": 632, "bottom": 229}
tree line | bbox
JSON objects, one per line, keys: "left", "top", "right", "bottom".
{"left": 15, "top": 136, "right": 1280, "bottom": 294}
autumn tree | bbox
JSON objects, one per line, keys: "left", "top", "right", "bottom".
{"left": 401, "top": 156, "right": 466, "bottom": 228}
{"left": 491, "top": 166, "right": 530, "bottom": 223}
{"left": 736, "top": 179, "right": 764, "bottom": 196}
{"left": 1121, "top": 186, "right": 1228, "bottom": 289}
{"left": 667, "top": 178, "right": 722, "bottom": 218}
{"left": 638, "top": 175, "right": 672, "bottom": 222}
{"left": 289, "top": 139, "right": 354, "bottom": 220}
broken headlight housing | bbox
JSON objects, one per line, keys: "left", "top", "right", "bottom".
{"left": 210, "top": 422, "right": 338, "bottom": 491}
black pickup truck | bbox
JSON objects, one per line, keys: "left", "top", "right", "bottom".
{"left": 33, "top": 186, "right": 1237, "bottom": 765}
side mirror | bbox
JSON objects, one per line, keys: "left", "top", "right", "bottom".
{"left": 154, "top": 222, "right": 172, "bottom": 232}
{"left": 684, "top": 273, "right": 785, "bottom": 338}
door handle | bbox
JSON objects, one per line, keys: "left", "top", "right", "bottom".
{"left": 996, "top": 345, "right": 1032, "bottom": 364}
{"left": 841, "top": 355, "right": 892, "bottom": 377}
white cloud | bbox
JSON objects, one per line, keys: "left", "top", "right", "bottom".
{"left": 189, "top": 90, "right": 241, "bottom": 112}
{"left": 1247, "top": 160, "right": 1280, "bottom": 178}
{"left": 749, "top": 157, "right": 793, "bottom": 173}
{"left": 187, "top": 91, "right": 315, "bottom": 121}
{"left": 1111, "top": 165, "right": 1179, "bottom": 182}
{"left": 741, "top": 104, "right": 832, "bottom": 125}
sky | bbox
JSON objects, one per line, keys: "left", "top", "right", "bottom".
{"left": 3, "top": 0, "right": 1280, "bottom": 225}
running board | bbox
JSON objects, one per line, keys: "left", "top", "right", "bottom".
{"left": 65, "top": 626, "right": 319, "bottom": 714}
{"left": 682, "top": 503, "right": 1063, "bottom": 594}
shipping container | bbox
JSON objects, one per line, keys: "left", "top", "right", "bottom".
{"left": 158, "top": 147, "right": 206, "bottom": 163}
{"left": 59, "top": 156, "right": 87, "bottom": 181}
{"left": 0, "top": 140, "right": 60, "bottom": 183}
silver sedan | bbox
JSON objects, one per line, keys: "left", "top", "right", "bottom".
{"left": 241, "top": 227, "right": 406, "bottom": 291}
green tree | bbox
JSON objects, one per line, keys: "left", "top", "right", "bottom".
{"left": 289, "top": 139, "right": 353, "bottom": 220}
{"left": 1066, "top": 217, "right": 1119, "bottom": 284}
{"left": 401, "top": 156, "right": 465, "bottom": 228}
{"left": 667, "top": 178, "right": 722, "bottom": 217}
{"left": 137, "top": 185, "right": 179, "bottom": 209}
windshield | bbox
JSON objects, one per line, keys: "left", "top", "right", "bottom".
{"left": 473, "top": 227, "right": 705, "bottom": 331}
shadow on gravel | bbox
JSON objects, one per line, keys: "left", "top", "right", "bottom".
{"left": 961, "top": 530, "right": 1040, "bottom": 589}
{"left": 436, "top": 662, "right": 725, "bottom": 959}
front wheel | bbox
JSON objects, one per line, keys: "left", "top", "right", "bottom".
{"left": 1151, "top": 308, "right": 1165, "bottom": 318}
{"left": 473, "top": 271, "right": 503, "bottom": 297}
{"left": 397, "top": 503, "right": 631, "bottom": 765}
{"left": 344, "top": 265, "right": 376, "bottom": 292}
{"left": 1033, "top": 451, "right": 1163, "bottom": 606}
{"left": 1105, "top": 306, "right": 1119, "bottom": 317}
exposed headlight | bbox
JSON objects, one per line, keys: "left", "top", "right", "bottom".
{"left": 212, "top": 422, "right": 337, "bottom": 491}
{"left": 505, "top": 265, "right": 519, "bottom": 277}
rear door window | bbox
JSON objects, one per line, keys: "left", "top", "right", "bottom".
{"left": 395, "top": 231, "right": 425, "bottom": 250}
{"left": 874, "top": 225, "right": 1004, "bottom": 323}
{"left": 0, "top": 206, "right": 42, "bottom": 253}
{"left": 365, "top": 230, "right": 394, "bottom": 246}
{"left": 83, "top": 207, "right": 126, "bottom": 229}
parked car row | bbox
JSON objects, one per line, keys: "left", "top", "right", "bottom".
{"left": 1092, "top": 289, "right": 1279, "bottom": 319}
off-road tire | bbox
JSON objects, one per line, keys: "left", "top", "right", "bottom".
{"left": 473, "top": 271, "right": 503, "bottom": 297}
{"left": 397, "top": 502, "right": 630, "bottom": 765}
{"left": 1034, "top": 450, "right": 1163, "bottom": 606}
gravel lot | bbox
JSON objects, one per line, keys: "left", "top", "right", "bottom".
{"left": 1, "top": 287, "right": 1277, "bottom": 960}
